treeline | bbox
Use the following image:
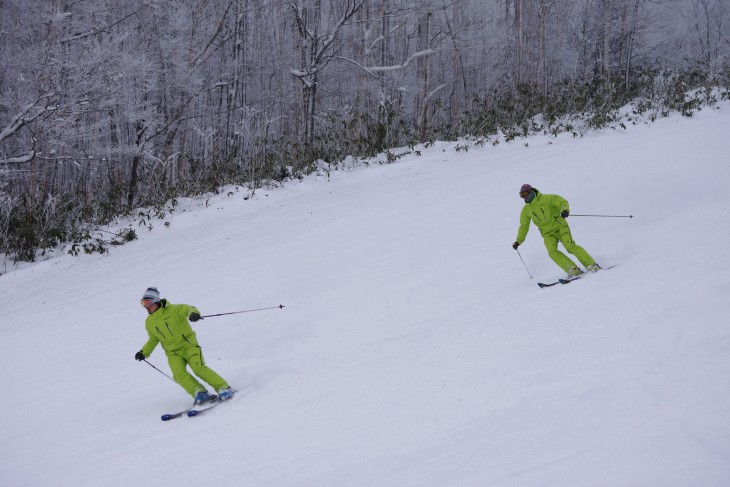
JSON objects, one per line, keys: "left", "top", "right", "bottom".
{"left": 1, "top": 0, "right": 729, "bottom": 266}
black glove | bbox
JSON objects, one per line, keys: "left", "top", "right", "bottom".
{"left": 512, "top": 241, "right": 520, "bottom": 250}
{"left": 135, "top": 351, "right": 146, "bottom": 361}
{"left": 189, "top": 312, "right": 202, "bottom": 322}
{"left": 561, "top": 210, "right": 569, "bottom": 218}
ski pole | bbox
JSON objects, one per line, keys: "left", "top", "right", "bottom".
{"left": 201, "top": 304, "right": 285, "bottom": 319}
{"left": 570, "top": 214, "right": 634, "bottom": 218}
{"left": 143, "top": 359, "right": 176, "bottom": 383}
{"left": 515, "top": 248, "right": 533, "bottom": 279}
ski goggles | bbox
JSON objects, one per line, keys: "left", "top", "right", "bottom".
{"left": 140, "top": 298, "right": 156, "bottom": 308}
{"left": 519, "top": 189, "right": 531, "bottom": 198}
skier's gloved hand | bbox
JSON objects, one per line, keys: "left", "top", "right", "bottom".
{"left": 189, "top": 312, "right": 202, "bottom": 322}
{"left": 135, "top": 351, "right": 145, "bottom": 361}
{"left": 561, "top": 210, "right": 569, "bottom": 218}
{"left": 512, "top": 241, "right": 520, "bottom": 250}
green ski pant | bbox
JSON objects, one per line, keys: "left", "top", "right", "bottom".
{"left": 543, "top": 226, "right": 596, "bottom": 273}
{"left": 166, "top": 346, "right": 229, "bottom": 397}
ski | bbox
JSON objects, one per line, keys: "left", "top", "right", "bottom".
{"left": 558, "top": 275, "right": 583, "bottom": 285}
{"left": 160, "top": 394, "right": 219, "bottom": 421}
{"left": 559, "top": 264, "right": 618, "bottom": 285}
{"left": 537, "top": 280, "right": 561, "bottom": 288}
{"left": 538, "top": 265, "right": 618, "bottom": 288}
{"left": 161, "top": 405, "right": 195, "bottom": 421}
{"left": 187, "top": 390, "right": 238, "bottom": 418}
{"left": 187, "top": 402, "right": 221, "bottom": 417}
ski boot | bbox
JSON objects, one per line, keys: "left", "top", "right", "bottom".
{"left": 567, "top": 267, "right": 584, "bottom": 278}
{"left": 194, "top": 390, "right": 214, "bottom": 405}
{"left": 218, "top": 387, "right": 234, "bottom": 401}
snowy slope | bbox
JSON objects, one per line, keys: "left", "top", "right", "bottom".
{"left": 1, "top": 103, "right": 729, "bottom": 487}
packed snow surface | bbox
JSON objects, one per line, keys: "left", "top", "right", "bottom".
{"left": 2, "top": 103, "right": 729, "bottom": 486}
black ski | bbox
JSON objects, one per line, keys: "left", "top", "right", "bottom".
{"left": 559, "top": 264, "right": 618, "bottom": 284}
{"left": 186, "top": 390, "right": 238, "bottom": 418}
{"left": 187, "top": 402, "right": 222, "bottom": 417}
{"left": 537, "top": 280, "right": 561, "bottom": 288}
{"left": 538, "top": 265, "right": 618, "bottom": 288}
{"left": 160, "top": 395, "right": 219, "bottom": 421}
{"left": 161, "top": 405, "right": 194, "bottom": 421}
{"left": 187, "top": 391, "right": 238, "bottom": 418}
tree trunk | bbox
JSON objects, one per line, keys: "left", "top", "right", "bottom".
{"left": 624, "top": 0, "right": 640, "bottom": 87}
{"left": 126, "top": 123, "right": 146, "bottom": 209}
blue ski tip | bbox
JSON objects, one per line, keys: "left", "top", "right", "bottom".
{"left": 187, "top": 410, "right": 199, "bottom": 417}
{"left": 161, "top": 414, "right": 173, "bottom": 421}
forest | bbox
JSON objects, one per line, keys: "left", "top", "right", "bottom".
{"left": 1, "top": 0, "right": 729, "bottom": 265}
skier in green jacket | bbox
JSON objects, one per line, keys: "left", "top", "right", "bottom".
{"left": 135, "top": 287, "right": 233, "bottom": 404}
{"left": 512, "top": 184, "right": 601, "bottom": 277}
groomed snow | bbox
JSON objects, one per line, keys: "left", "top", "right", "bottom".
{"left": 1, "top": 102, "right": 729, "bottom": 486}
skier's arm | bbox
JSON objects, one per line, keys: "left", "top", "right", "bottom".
{"left": 140, "top": 335, "right": 160, "bottom": 357}
{"left": 178, "top": 304, "right": 201, "bottom": 322}
{"left": 516, "top": 207, "right": 531, "bottom": 244}
{"left": 551, "top": 194, "right": 569, "bottom": 215}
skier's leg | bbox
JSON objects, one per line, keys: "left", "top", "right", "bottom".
{"left": 544, "top": 233, "right": 578, "bottom": 272}
{"left": 167, "top": 353, "right": 205, "bottom": 397}
{"left": 185, "top": 346, "right": 230, "bottom": 392}
{"left": 559, "top": 227, "right": 596, "bottom": 267}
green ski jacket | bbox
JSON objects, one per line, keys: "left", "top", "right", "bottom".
{"left": 140, "top": 299, "right": 201, "bottom": 357}
{"left": 515, "top": 190, "right": 570, "bottom": 244}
